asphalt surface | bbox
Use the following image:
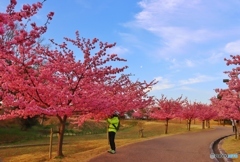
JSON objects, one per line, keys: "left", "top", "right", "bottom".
{"left": 88, "top": 126, "right": 232, "bottom": 162}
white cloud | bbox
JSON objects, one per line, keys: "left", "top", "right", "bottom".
{"left": 107, "top": 46, "right": 129, "bottom": 56}
{"left": 177, "top": 86, "right": 195, "bottom": 91}
{"left": 152, "top": 76, "right": 175, "bottom": 90}
{"left": 118, "top": 32, "right": 142, "bottom": 48}
{"left": 126, "top": 0, "right": 240, "bottom": 59}
{"left": 168, "top": 58, "right": 196, "bottom": 69}
{"left": 134, "top": 2, "right": 207, "bottom": 58}
{"left": 206, "top": 52, "right": 225, "bottom": 64}
{"left": 179, "top": 74, "right": 214, "bottom": 85}
{"left": 224, "top": 40, "right": 240, "bottom": 55}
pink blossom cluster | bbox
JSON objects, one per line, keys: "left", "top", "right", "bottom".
{"left": 0, "top": 0, "right": 156, "bottom": 126}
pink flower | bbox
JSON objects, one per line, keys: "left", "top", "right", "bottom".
{"left": 0, "top": 26, "right": 4, "bottom": 35}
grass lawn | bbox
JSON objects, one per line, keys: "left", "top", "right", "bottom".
{"left": 0, "top": 119, "right": 219, "bottom": 162}
{"left": 222, "top": 135, "right": 240, "bottom": 162}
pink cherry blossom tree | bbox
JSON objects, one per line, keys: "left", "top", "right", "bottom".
{"left": 132, "top": 106, "right": 155, "bottom": 120}
{"left": 212, "top": 88, "right": 240, "bottom": 139}
{"left": 196, "top": 103, "right": 217, "bottom": 129}
{"left": 0, "top": 1, "right": 157, "bottom": 157}
{"left": 150, "top": 95, "right": 186, "bottom": 134}
{"left": 180, "top": 101, "right": 199, "bottom": 131}
{"left": 211, "top": 54, "right": 240, "bottom": 139}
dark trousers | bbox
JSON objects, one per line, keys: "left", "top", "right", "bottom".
{"left": 108, "top": 131, "right": 116, "bottom": 151}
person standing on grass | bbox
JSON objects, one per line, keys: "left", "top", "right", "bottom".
{"left": 107, "top": 110, "right": 120, "bottom": 154}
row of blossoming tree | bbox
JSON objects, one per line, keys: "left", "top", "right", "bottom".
{"left": 0, "top": 0, "right": 157, "bottom": 157}
{"left": 133, "top": 95, "right": 218, "bottom": 134}
{"left": 133, "top": 54, "right": 240, "bottom": 137}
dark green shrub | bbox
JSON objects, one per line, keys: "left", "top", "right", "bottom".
{"left": 18, "top": 116, "right": 39, "bottom": 131}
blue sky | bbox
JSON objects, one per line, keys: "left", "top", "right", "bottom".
{"left": 2, "top": 0, "right": 240, "bottom": 104}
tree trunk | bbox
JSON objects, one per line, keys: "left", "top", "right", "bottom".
{"left": 202, "top": 120, "right": 205, "bottom": 129}
{"left": 57, "top": 115, "right": 67, "bottom": 157}
{"left": 188, "top": 119, "right": 191, "bottom": 131}
{"left": 165, "top": 119, "right": 169, "bottom": 134}
{"left": 207, "top": 120, "right": 210, "bottom": 128}
{"left": 237, "top": 121, "right": 240, "bottom": 140}
{"left": 233, "top": 120, "right": 239, "bottom": 140}
{"left": 40, "top": 115, "right": 45, "bottom": 125}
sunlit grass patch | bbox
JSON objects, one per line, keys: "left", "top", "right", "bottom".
{"left": 222, "top": 135, "right": 240, "bottom": 162}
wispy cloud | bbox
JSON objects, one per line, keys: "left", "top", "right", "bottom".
{"left": 108, "top": 46, "right": 129, "bottom": 56}
{"left": 169, "top": 58, "right": 197, "bottom": 69}
{"left": 118, "top": 32, "right": 143, "bottom": 48}
{"left": 151, "top": 74, "right": 218, "bottom": 98}
{"left": 224, "top": 40, "right": 240, "bottom": 55}
{"left": 206, "top": 52, "right": 225, "bottom": 64}
{"left": 179, "top": 74, "right": 215, "bottom": 85}
{"left": 176, "top": 86, "right": 195, "bottom": 91}
{"left": 152, "top": 76, "right": 175, "bottom": 90}
{"left": 134, "top": 0, "right": 213, "bottom": 47}
{"left": 124, "top": 0, "right": 240, "bottom": 60}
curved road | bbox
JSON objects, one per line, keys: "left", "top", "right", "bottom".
{"left": 88, "top": 126, "right": 232, "bottom": 162}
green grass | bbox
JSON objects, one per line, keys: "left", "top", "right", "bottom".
{"left": 0, "top": 119, "right": 112, "bottom": 145}
{"left": 0, "top": 126, "right": 44, "bottom": 145}
{"left": 0, "top": 119, "right": 219, "bottom": 162}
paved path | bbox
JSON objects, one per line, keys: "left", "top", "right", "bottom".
{"left": 88, "top": 126, "right": 232, "bottom": 162}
